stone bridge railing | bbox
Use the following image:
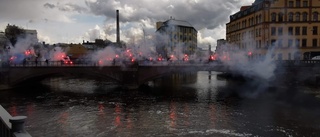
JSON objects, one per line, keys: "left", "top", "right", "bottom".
{"left": 3, "top": 60, "right": 320, "bottom": 89}
{"left": 0, "top": 105, "right": 32, "bottom": 137}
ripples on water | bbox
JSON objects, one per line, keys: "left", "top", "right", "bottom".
{"left": 1, "top": 71, "right": 320, "bottom": 137}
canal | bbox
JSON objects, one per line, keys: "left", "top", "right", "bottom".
{"left": 1, "top": 71, "right": 320, "bottom": 137}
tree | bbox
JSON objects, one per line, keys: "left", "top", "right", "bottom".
{"left": 5, "top": 24, "right": 25, "bottom": 47}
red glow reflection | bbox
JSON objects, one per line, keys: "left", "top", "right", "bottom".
{"left": 99, "top": 104, "right": 104, "bottom": 111}
{"left": 126, "top": 114, "right": 132, "bottom": 129}
{"left": 9, "top": 105, "right": 17, "bottom": 116}
{"left": 114, "top": 104, "right": 122, "bottom": 127}
{"left": 209, "top": 104, "right": 217, "bottom": 128}
{"left": 183, "top": 103, "right": 190, "bottom": 126}
{"left": 27, "top": 104, "right": 34, "bottom": 117}
{"left": 58, "top": 112, "right": 69, "bottom": 125}
{"left": 169, "top": 102, "right": 177, "bottom": 128}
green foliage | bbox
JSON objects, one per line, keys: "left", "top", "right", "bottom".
{"left": 4, "top": 24, "right": 25, "bottom": 46}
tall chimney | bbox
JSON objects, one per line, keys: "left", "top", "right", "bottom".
{"left": 116, "top": 10, "right": 120, "bottom": 44}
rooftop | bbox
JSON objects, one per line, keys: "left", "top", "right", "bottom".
{"left": 165, "top": 19, "right": 194, "bottom": 28}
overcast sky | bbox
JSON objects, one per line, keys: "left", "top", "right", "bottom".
{"left": 0, "top": 0, "right": 254, "bottom": 49}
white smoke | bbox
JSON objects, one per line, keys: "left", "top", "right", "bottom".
{"left": 48, "top": 47, "right": 68, "bottom": 61}
{"left": 9, "top": 34, "right": 37, "bottom": 55}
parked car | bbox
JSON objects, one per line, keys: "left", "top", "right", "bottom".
{"left": 311, "top": 56, "right": 320, "bottom": 60}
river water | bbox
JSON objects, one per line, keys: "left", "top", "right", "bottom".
{"left": 1, "top": 71, "right": 320, "bottom": 137}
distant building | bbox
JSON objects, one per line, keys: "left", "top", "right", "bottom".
{"left": 156, "top": 18, "right": 197, "bottom": 57}
{"left": 226, "top": 0, "right": 320, "bottom": 60}
{"left": 82, "top": 39, "right": 112, "bottom": 53}
{"left": 195, "top": 47, "right": 210, "bottom": 61}
{"left": 4, "top": 24, "right": 39, "bottom": 46}
{"left": 0, "top": 32, "right": 9, "bottom": 49}
{"left": 216, "top": 39, "right": 227, "bottom": 55}
{"left": 24, "top": 29, "right": 38, "bottom": 44}
{"left": 0, "top": 32, "right": 9, "bottom": 61}
{"left": 66, "top": 44, "right": 88, "bottom": 59}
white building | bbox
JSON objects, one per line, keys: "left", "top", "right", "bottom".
{"left": 24, "top": 29, "right": 38, "bottom": 45}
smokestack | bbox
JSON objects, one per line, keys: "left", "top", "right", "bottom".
{"left": 116, "top": 10, "right": 120, "bottom": 44}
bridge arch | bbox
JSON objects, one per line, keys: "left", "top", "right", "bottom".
{"left": 6, "top": 67, "right": 124, "bottom": 86}
{"left": 3, "top": 64, "right": 229, "bottom": 89}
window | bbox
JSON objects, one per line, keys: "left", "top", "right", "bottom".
{"left": 288, "top": 12, "right": 294, "bottom": 21}
{"left": 278, "top": 13, "right": 284, "bottom": 22}
{"left": 259, "top": 15, "right": 262, "bottom": 23}
{"left": 245, "top": 20, "right": 247, "bottom": 27}
{"left": 271, "top": 27, "right": 276, "bottom": 35}
{"left": 313, "top": 26, "right": 318, "bottom": 35}
{"left": 302, "top": 26, "right": 307, "bottom": 35}
{"left": 296, "top": 0, "right": 301, "bottom": 7}
{"left": 278, "top": 27, "right": 283, "bottom": 36}
{"left": 259, "top": 40, "right": 261, "bottom": 48}
{"left": 296, "top": 39, "right": 300, "bottom": 47}
{"left": 302, "top": 12, "right": 308, "bottom": 21}
{"left": 302, "top": 39, "right": 307, "bottom": 47}
{"left": 288, "top": 27, "right": 293, "bottom": 35}
{"left": 288, "top": 39, "right": 293, "bottom": 47}
{"left": 313, "top": 12, "right": 319, "bottom": 21}
{"left": 288, "top": 1, "right": 294, "bottom": 7}
{"left": 259, "top": 28, "right": 261, "bottom": 36}
{"left": 252, "top": 17, "right": 254, "bottom": 25}
{"left": 278, "top": 39, "right": 283, "bottom": 48}
{"left": 271, "top": 13, "right": 277, "bottom": 22}
{"left": 295, "top": 27, "right": 300, "bottom": 35}
{"left": 271, "top": 39, "right": 277, "bottom": 47}
{"left": 303, "top": 1, "right": 308, "bottom": 7}
{"left": 288, "top": 53, "right": 292, "bottom": 60}
{"left": 313, "top": 39, "right": 318, "bottom": 47}
{"left": 295, "top": 12, "right": 300, "bottom": 21}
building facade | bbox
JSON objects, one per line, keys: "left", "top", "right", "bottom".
{"left": 0, "top": 32, "right": 9, "bottom": 49}
{"left": 24, "top": 29, "right": 38, "bottom": 45}
{"left": 226, "top": 0, "right": 320, "bottom": 60}
{"left": 156, "top": 18, "right": 197, "bottom": 57}
{"left": 66, "top": 44, "right": 88, "bottom": 59}
{"left": 216, "top": 39, "right": 227, "bottom": 54}
{"left": 0, "top": 32, "right": 9, "bottom": 62}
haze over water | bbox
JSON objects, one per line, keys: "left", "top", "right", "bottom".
{"left": 1, "top": 71, "right": 320, "bottom": 137}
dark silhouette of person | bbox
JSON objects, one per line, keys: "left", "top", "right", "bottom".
{"left": 35, "top": 58, "right": 38, "bottom": 66}
{"left": 23, "top": 58, "right": 26, "bottom": 66}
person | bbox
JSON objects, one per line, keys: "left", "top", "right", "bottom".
{"left": 113, "top": 58, "right": 116, "bottom": 65}
{"left": 35, "top": 58, "right": 38, "bottom": 66}
{"left": 23, "top": 58, "right": 26, "bottom": 66}
{"left": 45, "top": 59, "right": 49, "bottom": 66}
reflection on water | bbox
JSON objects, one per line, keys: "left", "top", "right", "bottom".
{"left": 0, "top": 71, "right": 320, "bottom": 136}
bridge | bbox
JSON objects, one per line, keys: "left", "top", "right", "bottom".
{"left": 2, "top": 60, "right": 320, "bottom": 89}
{"left": 0, "top": 61, "right": 229, "bottom": 89}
